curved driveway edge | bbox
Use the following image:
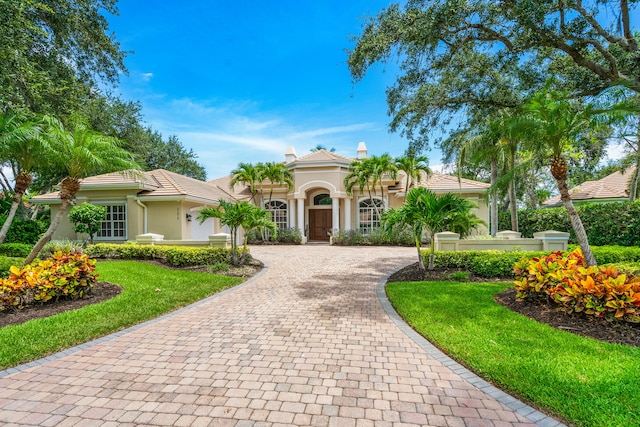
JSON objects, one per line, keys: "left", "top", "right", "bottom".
{"left": 0, "top": 245, "right": 565, "bottom": 426}
{"left": 377, "top": 269, "right": 565, "bottom": 427}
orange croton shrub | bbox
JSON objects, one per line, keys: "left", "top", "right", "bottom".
{"left": 0, "top": 252, "right": 97, "bottom": 310}
{"left": 514, "top": 248, "right": 640, "bottom": 323}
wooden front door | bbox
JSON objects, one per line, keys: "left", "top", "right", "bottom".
{"left": 309, "top": 209, "right": 332, "bottom": 241}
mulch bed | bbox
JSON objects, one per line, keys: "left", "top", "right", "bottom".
{"left": 0, "top": 281, "right": 123, "bottom": 328}
{"left": 388, "top": 262, "right": 640, "bottom": 348}
{"left": 0, "top": 259, "right": 264, "bottom": 329}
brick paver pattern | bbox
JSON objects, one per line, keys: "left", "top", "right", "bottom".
{"left": 0, "top": 246, "right": 548, "bottom": 426}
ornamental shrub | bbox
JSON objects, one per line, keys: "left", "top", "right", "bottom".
{"left": 429, "top": 250, "right": 547, "bottom": 278}
{"left": 514, "top": 248, "right": 640, "bottom": 323}
{"left": 69, "top": 203, "right": 107, "bottom": 244}
{"left": 500, "top": 201, "right": 640, "bottom": 246}
{"left": 0, "top": 216, "right": 48, "bottom": 245}
{"left": 0, "top": 266, "right": 37, "bottom": 310}
{"left": 29, "top": 252, "right": 98, "bottom": 303}
{"left": 86, "top": 243, "right": 233, "bottom": 267}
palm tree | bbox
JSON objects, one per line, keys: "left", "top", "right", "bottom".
{"left": 240, "top": 206, "right": 277, "bottom": 252}
{"left": 260, "top": 162, "right": 294, "bottom": 208}
{"left": 0, "top": 110, "right": 48, "bottom": 245}
{"left": 369, "top": 154, "right": 398, "bottom": 207}
{"left": 344, "top": 158, "right": 374, "bottom": 201}
{"left": 516, "top": 88, "right": 634, "bottom": 266}
{"left": 197, "top": 200, "right": 275, "bottom": 265}
{"left": 23, "top": 123, "right": 139, "bottom": 265}
{"left": 230, "top": 162, "right": 262, "bottom": 202}
{"left": 311, "top": 144, "right": 336, "bottom": 152}
{"left": 395, "top": 150, "right": 431, "bottom": 192}
{"left": 382, "top": 187, "right": 483, "bottom": 270}
{"left": 452, "top": 125, "right": 502, "bottom": 237}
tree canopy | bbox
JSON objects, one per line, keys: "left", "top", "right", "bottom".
{"left": 0, "top": 0, "right": 127, "bottom": 116}
{"left": 348, "top": 0, "right": 639, "bottom": 150}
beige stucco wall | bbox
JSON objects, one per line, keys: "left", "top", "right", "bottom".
{"left": 145, "top": 201, "right": 184, "bottom": 241}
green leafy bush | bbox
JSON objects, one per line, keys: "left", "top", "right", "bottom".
{"left": 331, "top": 229, "right": 369, "bottom": 245}
{"left": 0, "top": 257, "right": 22, "bottom": 278}
{"left": 274, "top": 228, "right": 303, "bottom": 244}
{"left": 86, "top": 243, "right": 233, "bottom": 267}
{"left": 0, "top": 216, "right": 48, "bottom": 245}
{"left": 331, "top": 228, "right": 415, "bottom": 246}
{"left": 85, "top": 243, "right": 165, "bottom": 260}
{"left": 500, "top": 201, "right": 640, "bottom": 246}
{"left": 246, "top": 227, "right": 303, "bottom": 244}
{"left": 0, "top": 243, "right": 32, "bottom": 257}
{"left": 69, "top": 203, "right": 107, "bottom": 243}
{"left": 430, "top": 250, "right": 547, "bottom": 278}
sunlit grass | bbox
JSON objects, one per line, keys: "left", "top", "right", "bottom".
{"left": 386, "top": 280, "right": 640, "bottom": 427}
{"left": 0, "top": 261, "right": 243, "bottom": 369}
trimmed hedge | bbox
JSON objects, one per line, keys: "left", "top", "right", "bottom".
{"left": 427, "top": 246, "right": 640, "bottom": 278}
{"left": 0, "top": 243, "right": 32, "bottom": 257}
{"left": 85, "top": 243, "right": 234, "bottom": 267}
{"left": 499, "top": 201, "right": 640, "bottom": 246}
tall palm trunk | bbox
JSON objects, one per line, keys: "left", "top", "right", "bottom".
{"left": 508, "top": 182, "right": 518, "bottom": 232}
{"left": 0, "top": 171, "right": 32, "bottom": 245}
{"left": 23, "top": 177, "right": 79, "bottom": 266}
{"left": 552, "top": 157, "right": 597, "bottom": 266}
{"left": 490, "top": 158, "right": 498, "bottom": 237}
{"left": 415, "top": 233, "right": 425, "bottom": 271}
{"left": 508, "top": 149, "right": 519, "bottom": 232}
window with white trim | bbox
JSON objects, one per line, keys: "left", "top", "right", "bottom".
{"left": 358, "top": 198, "right": 383, "bottom": 234}
{"left": 265, "top": 200, "right": 288, "bottom": 230}
{"left": 96, "top": 204, "right": 127, "bottom": 240}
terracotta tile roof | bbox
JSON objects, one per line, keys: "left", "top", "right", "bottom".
{"left": 207, "top": 175, "right": 253, "bottom": 201}
{"left": 543, "top": 165, "right": 636, "bottom": 206}
{"left": 32, "top": 169, "right": 235, "bottom": 204}
{"left": 410, "top": 172, "right": 490, "bottom": 192}
{"left": 294, "top": 150, "right": 354, "bottom": 163}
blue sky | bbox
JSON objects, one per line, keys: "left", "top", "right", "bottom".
{"left": 108, "top": 1, "right": 419, "bottom": 180}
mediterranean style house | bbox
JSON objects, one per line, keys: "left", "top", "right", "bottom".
{"left": 31, "top": 142, "right": 490, "bottom": 244}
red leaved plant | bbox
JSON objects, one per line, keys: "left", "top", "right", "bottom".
{"left": 514, "top": 248, "right": 640, "bottom": 323}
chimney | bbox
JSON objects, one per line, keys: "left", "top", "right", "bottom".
{"left": 285, "top": 146, "right": 297, "bottom": 163}
{"left": 357, "top": 141, "right": 368, "bottom": 159}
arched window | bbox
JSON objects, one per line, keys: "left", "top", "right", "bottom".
{"left": 265, "top": 200, "right": 288, "bottom": 230}
{"left": 358, "top": 198, "right": 384, "bottom": 234}
{"left": 313, "top": 193, "right": 332, "bottom": 205}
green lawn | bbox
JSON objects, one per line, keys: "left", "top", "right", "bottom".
{"left": 0, "top": 260, "right": 243, "bottom": 370}
{"left": 386, "top": 280, "right": 640, "bottom": 427}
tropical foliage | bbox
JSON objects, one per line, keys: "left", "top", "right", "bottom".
{"left": 68, "top": 203, "right": 107, "bottom": 244}
{"left": 382, "top": 188, "right": 484, "bottom": 270}
{"left": 197, "top": 200, "right": 276, "bottom": 265}
{"left": 23, "top": 121, "right": 139, "bottom": 265}
{"left": 514, "top": 248, "right": 640, "bottom": 323}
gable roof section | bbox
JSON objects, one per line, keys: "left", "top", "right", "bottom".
{"left": 408, "top": 172, "right": 490, "bottom": 193}
{"left": 294, "top": 150, "right": 354, "bottom": 163}
{"left": 31, "top": 169, "right": 235, "bottom": 205}
{"left": 543, "top": 165, "right": 636, "bottom": 206}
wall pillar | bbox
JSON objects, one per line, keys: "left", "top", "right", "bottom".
{"left": 332, "top": 198, "right": 340, "bottom": 232}
{"left": 289, "top": 200, "right": 296, "bottom": 229}
{"left": 344, "top": 198, "right": 351, "bottom": 231}
{"left": 297, "top": 198, "right": 305, "bottom": 233}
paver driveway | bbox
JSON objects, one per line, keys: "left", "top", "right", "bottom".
{"left": 0, "top": 245, "right": 563, "bottom": 426}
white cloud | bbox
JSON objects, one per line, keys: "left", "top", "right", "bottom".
{"left": 135, "top": 95, "right": 390, "bottom": 178}
{"left": 141, "top": 72, "right": 154, "bottom": 82}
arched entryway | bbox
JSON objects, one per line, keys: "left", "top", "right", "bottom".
{"left": 308, "top": 193, "right": 332, "bottom": 242}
